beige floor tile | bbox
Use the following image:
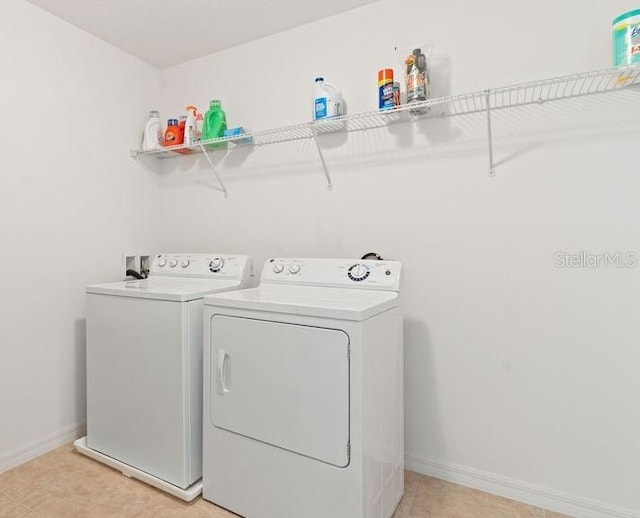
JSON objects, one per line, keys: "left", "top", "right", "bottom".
{"left": 404, "top": 470, "right": 423, "bottom": 496}
{"left": 127, "top": 497, "right": 202, "bottom": 518}
{"left": 0, "top": 444, "right": 565, "bottom": 518}
{"left": 0, "top": 444, "right": 108, "bottom": 503}
{"left": 26, "top": 469, "right": 147, "bottom": 518}
{"left": 406, "top": 507, "right": 433, "bottom": 518}
{"left": 0, "top": 449, "right": 66, "bottom": 501}
{"left": 192, "top": 499, "right": 240, "bottom": 517}
{"left": 409, "top": 476, "right": 544, "bottom": 518}
{"left": 130, "top": 496, "right": 239, "bottom": 518}
{"left": 393, "top": 495, "right": 418, "bottom": 518}
{"left": 3, "top": 445, "right": 182, "bottom": 518}
{"left": 543, "top": 512, "right": 573, "bottom": 518}
{"left": 0, "top": 491, "right": 37, "bottom": 518}
{"left": 393, "top": 470, "right": 422, "bottom": 518}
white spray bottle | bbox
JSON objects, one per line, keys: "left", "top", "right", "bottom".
{"left": 184, "top": 105, "right": 198, "bottom": 147}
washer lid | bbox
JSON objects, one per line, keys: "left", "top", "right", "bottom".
{"left": 86, "top": 276, "right": 243, "bottom": 302}
{"left": 204, "top": 284, "right": 399, "bottom": 321}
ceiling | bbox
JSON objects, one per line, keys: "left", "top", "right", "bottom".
{"left": 25, "top": 0, "right": 378, "bottom": 69}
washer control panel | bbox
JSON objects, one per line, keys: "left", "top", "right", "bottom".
{"left": 151, "top": 254, "right": 250, "bottom": 280}
{"left": 263, "top": 258, "right": 401, "bottom": 291}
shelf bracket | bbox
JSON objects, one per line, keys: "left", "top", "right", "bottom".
{"left": 311, "top": 132, "right": 333, "bottom": 190}
{"left": 198, "top": 144, "right": 228, "bottom": 197}
{"left": 485, "top": 90, "right": 495, "bottom": 177}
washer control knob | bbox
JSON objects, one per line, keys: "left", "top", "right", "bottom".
{"left": 181, "top": 259, "right": 190, "bottom": 268}
{"left": 209, "top": 257, "right": 224, "bottom": 272}
{"left": 158, "top": 258, "right": 167, "bottom": 267}
{"left": 288, "top": 264, "right": 301, "bottom": 275}
{"left": 169, "top": 258, "right": 178, "bottom": 268}
{"left": 348, "top": 263, "right": 370, "bottom": 281}
{"left": 273, "top": 264, "right": 284, "bottom": 274}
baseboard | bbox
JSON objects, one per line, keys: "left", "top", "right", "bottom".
{"left": 0, "top": 421, "right": 86, "bottom": 473}
{"left": 405, "top": 454, "right": 639, "bottom": 518}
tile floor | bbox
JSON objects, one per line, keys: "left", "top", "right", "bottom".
{"left": 0, "top": 444, "right": 572, "bottom": 518}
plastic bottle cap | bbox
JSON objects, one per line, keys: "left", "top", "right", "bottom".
{"left": 210, "top": 100, "right": 221, "bottom": 107}
{"left": 378, "top": 69, "right": 394, "bottom": 82}
{"left": 315, "top": 77, "right": 324, "bottom": 82}
{"left": 149, "top": 110, "right": 160, "bottom": 118}
{"left": 186, "top": 105, "right": 197, "bottom": 111}
{"left": 168, "top": 119, "right": 178, "bottom": 126}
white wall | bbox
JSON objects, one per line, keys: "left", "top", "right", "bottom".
{"left": 0, "top": 0, "right": 161, "bottom": 470}
{"left": 157, "top": 0, "right": 640, "bottom": 515}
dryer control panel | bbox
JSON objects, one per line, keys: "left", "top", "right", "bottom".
{"left": 262, "top": 258, "right": 401, "bottom": 291}
{"left": 152, "top": 254, "right": 251, "bottom": 280}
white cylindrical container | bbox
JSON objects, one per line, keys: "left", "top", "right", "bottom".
{"left": 313, "top": 77, "right": 344, "bottom": 121}
{"left": 142, "top": 111, "right": 163, "bottom": 150}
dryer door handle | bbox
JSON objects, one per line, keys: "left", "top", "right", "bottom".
{"left": 217, "top": 350, "right": 230, "bottom": 395}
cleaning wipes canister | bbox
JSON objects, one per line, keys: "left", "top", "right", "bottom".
{"left": 613, "top": 9, "right": 640, "bottom": 66}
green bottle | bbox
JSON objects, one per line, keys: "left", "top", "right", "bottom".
{"left": 201, "top": 100, "right": 227, "bottom": 148}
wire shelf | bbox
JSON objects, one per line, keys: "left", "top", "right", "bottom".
{"left": 131, "top": 64, "right": 640, "bottom": 160}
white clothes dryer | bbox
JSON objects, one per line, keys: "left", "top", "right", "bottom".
{"left": 75, "top": 253, "right": 251, "bottom": 501}
{"left": 202, "top": 258, "right": 403, "bottom": 518}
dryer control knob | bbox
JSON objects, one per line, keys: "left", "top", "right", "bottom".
{"left": 348, "top": 263, "right": 370, "bottom": 281}
{"left": 209, "top": 257, "right": 224, "bottom": 271}
{"left": 181, "top": 259, "right": 190, "bottom": 268}
{"left": 169, "top": 258, "right": 178, "bottom": 268}
{"left": 158, "top": 258, "right": 167, "bottom": 267}
{"left": 273, "top": 264, "right": 284, "bottom": 274}
{"left": 288, "top": 264, "right": 301, "bottom": 275}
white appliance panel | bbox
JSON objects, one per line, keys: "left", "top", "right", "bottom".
{"left": 262, "top": 258, "right": 401, "bottom": 291}
{"left": 209, "top": 315, "right": 350, "bottom": 468}
{"left": 202, "top": 258, "right": 402, "bottom": 517}
{"left": 87, "top": 277, "right": 241, "bottom": 302}
{"left": 83, "top": 252, "right": 252, "bottom": 500}
{"left": 86, "top": 294, "right": 197, "bottom": 488}
{"left": 204, "top": 284, "right": 398, "bottom": 320}
{"left": 151, "top": 253, "right": 250, "bottom": 279}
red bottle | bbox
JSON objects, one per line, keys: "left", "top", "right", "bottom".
{"left": 178, "top": 116, "right": 187, "bottom": 142}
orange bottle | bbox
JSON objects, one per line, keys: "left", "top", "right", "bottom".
{"left": 163, "top": 119, "right": 183, "bottom": 147}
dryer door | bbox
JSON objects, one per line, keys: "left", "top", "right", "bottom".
{"left": 210, "top": 315, "right": 350, "bottom": 468}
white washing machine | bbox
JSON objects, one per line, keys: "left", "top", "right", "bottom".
{"left": 202, "top": 258, "right": 404, "bottom": 518}
{"left": 75, "top": 253, "right": 251, "bottom": 501}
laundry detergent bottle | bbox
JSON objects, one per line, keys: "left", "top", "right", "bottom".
{"left": 142, "top": 110, "right": 163, "bottom": 150}
{"left": 201, "top": 100, "right": 227, "bottom": 148}
{"left": 163, "top": 118, "right": 182, "bottom": 147}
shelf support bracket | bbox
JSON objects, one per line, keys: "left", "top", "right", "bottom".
{"left": 485, "top": 90, "right": 495, "bottom": 177}
{"left": 311, "top": 132, "right": 333, "bottom": 190}
{"left": 198, "top": 144, "right": 228, "bottom": 197}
